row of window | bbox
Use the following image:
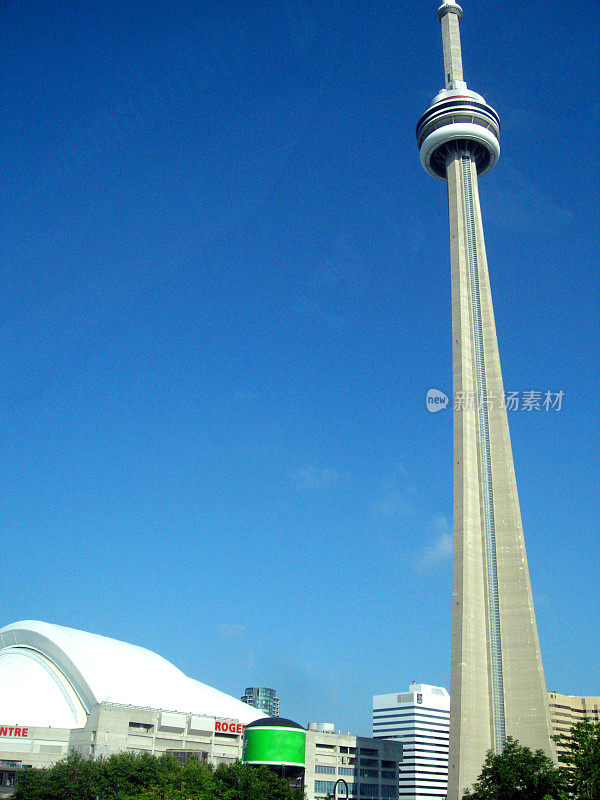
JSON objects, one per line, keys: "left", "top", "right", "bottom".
{"left": 373, "top": 719, "right": 449, "bottom": 728}
{"left": 373, "top": 706, "right": 450, "bottom": 717}
{"left": 314, "top": 781, "right": 395, "bottom": 797}
{"left": 316, "top": 765, "right": 396, "bottom": 779}
{"left": 374, "top": 732, "right": 448, "bottom": 744}
{"left": 315, "top": 781, "right": 356, "bottom": 795}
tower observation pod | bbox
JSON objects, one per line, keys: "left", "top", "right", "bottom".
{"left": 416, "top": 4, "right": 555, "bottom": 800}
{"left": 416, "top": 4, "right": 500, "bottom": 180}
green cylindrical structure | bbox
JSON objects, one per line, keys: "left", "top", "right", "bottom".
{"left": 243, "top": 717, "right": 306, "bottom": 768}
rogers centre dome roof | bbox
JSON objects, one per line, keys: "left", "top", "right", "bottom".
{"left": 0, "top": 620, "right": 265, "bottom": 730}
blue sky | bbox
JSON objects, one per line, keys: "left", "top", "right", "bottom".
{"left": 1, "top": 0, "right": 598, "bottom": 735}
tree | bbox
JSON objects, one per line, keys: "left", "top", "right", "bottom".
{"left": 13, "top": 752, "right": 304, "bottom": 800}
{"left": 213, "top": 761, "right": 303, "bottom": 800}
{"left": 557, "top": 719, "right": 600, "bottom": 800}
{"left": 462, "top": 737, "right": 565, "bottom": 800}
{"left": 13, "top": 752, "right": 98, "bottom": 800}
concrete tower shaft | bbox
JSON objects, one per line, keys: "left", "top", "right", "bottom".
{"left": 417, "top": 5, "right": 555, "bottom": 799}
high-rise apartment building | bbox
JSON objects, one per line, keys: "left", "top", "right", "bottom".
{"left": 547, "top": 692, "right": 600, "bottom": 759}
{"left": 416, "top": 6, "right": 554, "bottom": 796}
{"left": 240, "top": 687, "right": 279, "bottom": 717}
{"left": 373, "top": 683, "right": 449, "bottom": 800}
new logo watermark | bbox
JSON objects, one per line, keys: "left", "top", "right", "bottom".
{"left": 426, "top": 389, "right": 449, "bottom": 413}
{"left": 426, "top": 389, "right": 565, "bottom": 413}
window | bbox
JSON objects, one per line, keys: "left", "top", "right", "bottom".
{"left": 327, "top": 783, "right": 357, "bottom": 798}
{"left": 129, "top": 721, "right": 154, "bottom": 732}
{"left": 381, "top": 769, "right": 396, "bottom": 779}
{"left": 360, "top": 784, "right": 378, "bottom": 796}
{"left": 359, "top": 768, "right": 378, "bottom": 778}
{"left": 315, "top": 765, "right": 336, "bottom": 775}
{"left": 381, "top": 785, "right": 396, "bottom": 798}
{"left": 1, "top": 771, "right": 17, "bottom": 787}
{"left": 315, "top": 780, "right": 335, "bottom": 793}
{"left": 338, "top": 767, "right": 357, "bottom": 776}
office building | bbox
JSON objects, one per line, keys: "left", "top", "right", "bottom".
{"left": 305, "top": 723, "right": 402, "bottom": 800}
{"left": 547, "top": 692, "right": 600, "bottom": 759}
{"left": 416, "top": 5, "right": 554, "bottom": 796}
{"left": 241, "top": 686, "right": 280, "bottom": 717}
{"left": 373, "top": 683, "right": 449, "bottom": 800}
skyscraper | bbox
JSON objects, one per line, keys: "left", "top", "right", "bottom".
{"left": 240, "top": 687, "right": 280, "bottom": 717}
{"left": 373, "top": 683, "right": 449, "bottom": 800}
{"left": 416, "top": 4, "right": 554, "bottom": 797}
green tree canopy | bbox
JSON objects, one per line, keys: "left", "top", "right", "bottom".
{"left": 557, "top": 718, "right": 600, "bottom": 800}
{"left": 13, "top": 752, "right": 304, "bottom": 800}
{"left": 462, "top": 737, "right": 565, "bottom": 800}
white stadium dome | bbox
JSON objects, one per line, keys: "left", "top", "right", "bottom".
{"left": 0, "top": 620, "right": 264, "bottom": 729}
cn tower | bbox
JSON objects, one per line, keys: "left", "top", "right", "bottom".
{"left": 416, "top": 4, "right": 554, "bottom": 797}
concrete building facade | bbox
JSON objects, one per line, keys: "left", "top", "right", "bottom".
{"left": 305, "top": 724, "right": 402, "bottom": 800}
{"left": 416, "top": 4, "right": 554, "bottom": 797}
{"left": 547, "top": 692, "right": 600, "bottom": 759}
{"left": 373, "top": 684, "right": 449, "bottom": 800}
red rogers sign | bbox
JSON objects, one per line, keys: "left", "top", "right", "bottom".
{"left": 215, "top": 720, "right": 245, "bottom": 734}
{"left": 0, "top": 726, "right": 29, "bottom": 737}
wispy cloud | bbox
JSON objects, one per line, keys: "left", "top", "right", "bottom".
{"left": 372, "top": 467, "right": 413, "bottom": 517}
{"left": 417, "top": 514, "right": 453, "bottom": 572}
{"left": 293, "top": 464, "right": 345, "bottom": 492}
{"left": 217, "top": 623, "right": 246, "bottom": 640}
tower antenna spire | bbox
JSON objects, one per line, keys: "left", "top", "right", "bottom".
{"left": 437, "top": 3, "right": 464, "bottom": 87}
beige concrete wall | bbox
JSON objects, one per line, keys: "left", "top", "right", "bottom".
{"left": 304, "top": 731, "right": 401, "bottom": 800}
{"left": 548, "top": 692, "right": 600, "bottom": 758}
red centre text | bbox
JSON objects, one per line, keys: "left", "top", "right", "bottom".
{"left": 0, "top": 727, "right": 29, "bottom": 737}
